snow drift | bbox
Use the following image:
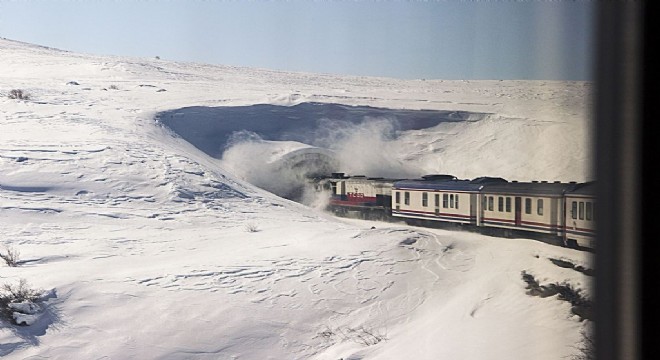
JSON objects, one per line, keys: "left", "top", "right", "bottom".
{"left": 0, "top": 38, "right": 593, "bottom": 360}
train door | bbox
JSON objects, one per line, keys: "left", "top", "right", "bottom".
{"left": 477, "top": 193, "right": 485, "bottom": 227}
{"left": 562, "top": 197, "right": 567, "bottom": 242}
{"left": 551, "top": 197, "right": 560, "bottom": 236}
{"left": 394, "top": 191, "right": 400, "bottom": 211}
{"left": 340, "top": 181, "right": 347, "bottom": 201}
{"left": 515, "top": 197, "right": 522, "bottom": 226}
{"left": 470, "top": 193, "right": 477, "bottom": 225}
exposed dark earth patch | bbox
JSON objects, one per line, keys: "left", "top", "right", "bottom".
{"left": 399, "top": 238, "right": 417, "bottom": 246}
{"left": 521, "top": 271, "right": 593, "bottom": 321}
{"left": 548, "top": 258, "right": 594, "bottom": 276}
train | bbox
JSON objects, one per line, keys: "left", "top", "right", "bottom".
{"left": 316, "top": 173, "right": 595, "bottom": 250}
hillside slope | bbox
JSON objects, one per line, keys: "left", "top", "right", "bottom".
{"left": 0, "top": 38, "right": 592, "bottom": 359}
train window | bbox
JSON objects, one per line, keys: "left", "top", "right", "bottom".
{"left": 435, "top": 194, "right": 440, "bottom": 207}
{"left": 571, "top": 201, "right": 577, "bottom": 219}
{"left": 498, "top": 197, "right": 504, "bottom": 212}
{"left": 483, "top": 196, "right": 487, "bottom": 211}
{"left": 505, "top": 197, "right": 511, "bottom": 212}
{"left": 579, "top": 201, "right": 584, "bottom": 220}
{"left": 395, "top": 191, "right": 400, "bottom": 204}
{"left": 443, "top": 194, "right": 449, "bottom": 208}
{"left": 537, "top": 199, "right": 544, "bottom": 216}
{"left": 525, "top": 198, "right": 532, "bottom": 214}
{"left": 488, "top": 196, "right": 494, "bottom": 211}
{"left": 450, "top": 194, "right": 454, "bottom": 208}
{"left": 455, "top": 194, "right": 459, "bottom": 209}
{"left": 422, "top": 192, "right": 428, "bottom": 207}
{"left": 404, "top": 192, "right": 410, "bottom": 205}
{"left": 586, "top": 201, "right": 592, "bottom": 221}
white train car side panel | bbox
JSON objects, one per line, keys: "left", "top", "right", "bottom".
{"left": 564, "top": 194, "right": 596, "bottom": 248}
{"left": 392, "top": 189, "right": 475, "bottom": 224}
{"left": 479, "top": 193, "right": 564, "bottom": 236}
{"left": 391, "top": 176, "right": 485, "bottom": 225}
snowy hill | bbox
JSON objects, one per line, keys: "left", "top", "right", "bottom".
{"left": 0, "top": 38, "right": 592, "bottom": 359}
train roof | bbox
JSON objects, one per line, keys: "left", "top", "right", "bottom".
{"left": 341, "top": 175, "right": 404, "bottom": 184}
{"left": 480, "top": 181, "right": 579, "bottom": 196}
{"left": 332, "top": 172, "right": 595, "bottom": 197}
{"left": 394, "top": 179, "right": 477, "bottom": 191}
{"left": 394, "top": 175, "right": 507, "bottom": 192}
{"left": 394, "top": 176, "right": 594, "bottom": 196}
{"left": 565, "top": 181, "right": 596, "bottom": 196}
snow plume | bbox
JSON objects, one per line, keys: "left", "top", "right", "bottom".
{"left": 220, "top": 117, "right": 422, "bottom": 203}
{"left": 217, "top": 116, "right": 422, "bottom": 204}
{"left": 313, "top": 116, "right": 422, "bottom": 178}
{"left": 221, "top": 131, "right": 339, "bottom": 203}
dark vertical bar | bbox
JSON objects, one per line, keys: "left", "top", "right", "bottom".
{"left": 641, "top": 2, "right": 655, "bottom": 359}
{"left": 595, "top": 2, "right": 644, "bottom": 360}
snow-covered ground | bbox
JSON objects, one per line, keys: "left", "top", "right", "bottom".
{"left": 0, "top": 38, "right": 593, "bottom": 359}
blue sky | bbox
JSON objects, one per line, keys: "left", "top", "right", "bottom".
{"left": 0, "top": 1, "right": 594, "bottom": 80}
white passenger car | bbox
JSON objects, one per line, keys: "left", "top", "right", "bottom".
{"left": 392, "top": 175, "right": 491, "bottom": 225}
{"left": 563, "top": 182, "right": 596, "bottom": 248}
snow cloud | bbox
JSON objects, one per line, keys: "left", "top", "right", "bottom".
{"left": 220, "top": 117, "right": 422, "bottom": 202}
{"left": 310, "top": 116, "right": 421, "bottom": 178}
